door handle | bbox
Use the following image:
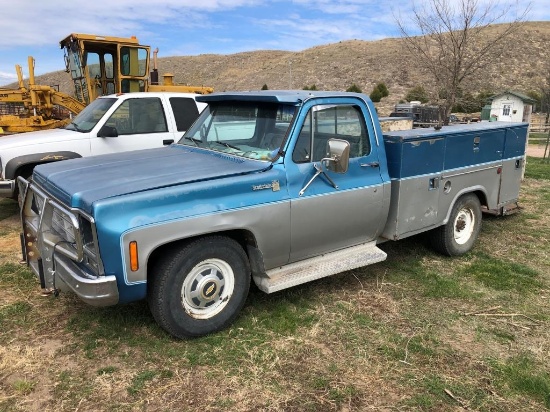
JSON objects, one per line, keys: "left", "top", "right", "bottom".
{"left": 360, "top": 162, "right": 380, "bottom": 168}
{"left": 163, "top": 139, "right": 174, "bottom": 145}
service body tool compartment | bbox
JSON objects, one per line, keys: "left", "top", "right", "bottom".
{"left": 381, "top": 122, "right": 528, "bottom": 240}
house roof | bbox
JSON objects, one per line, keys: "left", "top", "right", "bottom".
{"left": 487, "top": 90, "right": 536, "bottom": 104}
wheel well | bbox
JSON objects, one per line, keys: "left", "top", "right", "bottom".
{"left": 146, "top": 230, "right": 258, "bottom": 278}
{"left": 471, "top": 190, "right": 487, "bottom": 208}
{"left": 11, "top": 163, "right": 38, "bottom": 199}
{"left": 15, "top": 163, "right": 38, "bottom": 180}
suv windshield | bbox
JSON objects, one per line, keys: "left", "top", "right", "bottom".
{"left": 64, "top": 98, "right": 117, "bottom": 132}
{"left": 178, "top": 101, "right": 296, "bottom": 161}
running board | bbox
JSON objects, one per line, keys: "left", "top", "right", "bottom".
{"left": 254, "top": 242, "right": 387, "bottom": 294}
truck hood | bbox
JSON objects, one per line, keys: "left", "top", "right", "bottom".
{"left": 0, "top": 128, "right": 79, "bottom": 150}
{"left": 32, "top": 145, "right": 271, "bottom": 214}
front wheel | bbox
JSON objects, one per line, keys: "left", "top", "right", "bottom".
{"left": 430, "top": 194, "right": 482, "bottom": 256}
{"left": 148, "top": 236, "right": 251, "bottom": 338}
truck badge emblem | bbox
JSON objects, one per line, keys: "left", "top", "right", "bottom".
{"left": 252, "top": 180, "right": 280, "bottom": 192}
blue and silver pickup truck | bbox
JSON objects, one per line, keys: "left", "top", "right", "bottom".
{"left": 19, "top": 91, "right": 528, "bottom": 338}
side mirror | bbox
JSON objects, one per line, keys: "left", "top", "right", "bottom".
{"left": 325, "top": 138, "right": 350, "bottom": 173}
{"left": 298, "top": 138, "right": 350, "bottom": 196}
{"left": 98, "top": 125, "right": 118, "bottom": 138}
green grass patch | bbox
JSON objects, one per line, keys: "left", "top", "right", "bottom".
{"left": 53, "top": 370, "right": 95, "bottom": 408}
{"left": 489, "top": 328, "right": 516, "bottom": 344}
{"left": 529, "top": 132, "right": 549, "bottom": 141}
{"left": 462, "top": 252, "right": 542, "bottom": 294}
{"left": 0, "top": 198, "right": 17, "bottom": 221}
{"left": 379, "top": 241, "right": 478, "bottom": 300}
{"left": 404, "top": 373, "right": 489, "bottom": 410}
{"left": 491, "top": 354, "right": 550, "bottom": 408}
{"left": 12, "top": 379, "right": 36, "bottom": 395}
{"left": 242, "top": 287, "right": 319, "bottom": 335}
{"left": 525, "top": 157, "right": 550, "bottom": 180}
{"left": 417, "top": 268, "right": 477, "bottom": 299}
{"left": 0, "top": 263, "right": 37, "bottom": 290}
{"left": 65, "top": 301, "right": 165, "bottom": 358}
{"left": 0, "top": 301, "right": 32, "bottom": 326}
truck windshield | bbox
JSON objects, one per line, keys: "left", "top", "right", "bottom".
{"left": 178, "top": 101, "right": 296, "bottom": 161}
{"left": 64, "top": 98, "right": 117, "bottom": 133}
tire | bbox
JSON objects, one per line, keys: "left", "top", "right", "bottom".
{"left": 148, "top": 236, "right": 251, "bottom": 338}
{"left": 430, "top": 194, "right": 482, "bottom": 256}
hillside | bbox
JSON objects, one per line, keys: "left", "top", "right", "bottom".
{"left": 6, "top": 21, "right": 550, "bottom": 116}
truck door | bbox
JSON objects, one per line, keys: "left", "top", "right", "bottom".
{"left": 285, "top": 102, "right": 386, "bottom": 262}
{"left": 90, "top": 97, "right": 176, "bottom": 155}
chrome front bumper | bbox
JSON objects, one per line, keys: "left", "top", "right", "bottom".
{"left": 19, "top": 176, "right": 119, "bottom": 306}
{"left": 27, "top": 253, "right": 119, "bottom": 306}
{"left": 0, "top": 179, "right": 15, "bottom": 198}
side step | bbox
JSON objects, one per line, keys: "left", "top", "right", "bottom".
{"left": 254, "top": 242, "right": 387, "bottom": 294}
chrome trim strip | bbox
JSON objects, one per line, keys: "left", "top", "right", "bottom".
{"left": 442, "top": 164, "right": 500, "bottom": 179}
{"left": 360, "top": 97, "right": 380, "bottom": 147}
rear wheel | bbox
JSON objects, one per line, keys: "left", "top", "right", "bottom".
{"left": 148, "top": 236, "right": 251, "bottom": 338}
{"left": 430, "top": 194, "right": 482, "bottom": 256}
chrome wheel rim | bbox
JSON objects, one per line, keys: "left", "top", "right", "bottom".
{"left": 181, "top": 258, "right": 235, "bottom": 319}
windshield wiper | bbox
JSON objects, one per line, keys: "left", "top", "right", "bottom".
{"left": 210, "top": 141, "right": 240, "bottom": 150}
{"left": 66, "top": 121, "right": 83, "bottom": 132}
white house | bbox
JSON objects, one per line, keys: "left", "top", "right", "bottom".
{"left": 488, "top": 90, "right": 536, "bottom": 123}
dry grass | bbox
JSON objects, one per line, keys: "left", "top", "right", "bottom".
{"left": 0, "top": 165, "right": 549, "bottom": 411}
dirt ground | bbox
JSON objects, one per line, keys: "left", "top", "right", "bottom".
{"left": 526, "top": 144, "right": 549, "bottom": 158}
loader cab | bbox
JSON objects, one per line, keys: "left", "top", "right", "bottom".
{"left": 61, "top": 33, "right": 150, "bottom": 105}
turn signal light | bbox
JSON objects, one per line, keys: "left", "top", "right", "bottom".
{"left": 129, "top": 241, "right": 139, "bottom": 271}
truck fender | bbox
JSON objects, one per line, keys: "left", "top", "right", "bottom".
{"left": 5, "top": 151, "right": 82, "bottom": 179}
{"left": 440, "top": 186, "right": 487, "bottom": 225}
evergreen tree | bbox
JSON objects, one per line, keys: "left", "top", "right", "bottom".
{"left": 370, "top": 88, "right": 383, "bottom": 103}
{"left": 346, "top": 84, "right": 362, "bottom": 93}
{"left": 405, "top": 86, "right": 429, "bottom": 103}
{"left": 376, "top": 82, "right": 389, "bottom": 97}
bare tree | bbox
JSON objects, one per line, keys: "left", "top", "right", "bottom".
{"left": 396, "top": 0, "right": 530, "bottom": 124}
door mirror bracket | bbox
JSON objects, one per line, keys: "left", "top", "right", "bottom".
{"left": 299, "top": 139, "right": 350, "bottom": 196}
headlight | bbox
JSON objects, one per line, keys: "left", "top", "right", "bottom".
{"left": 41, "top": 200, "right": 82, "bottom": 262}
{"left": 51, "top": 207, "right": 77, "bottom": 244}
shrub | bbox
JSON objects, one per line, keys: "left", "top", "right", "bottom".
{"left": 405, "top": 86, "right": 429, "bottom": 103}
{"left": 346, "top": 84, "right": 362, "bottom": 93}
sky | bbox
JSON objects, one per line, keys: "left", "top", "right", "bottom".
{"left": 1, "top": 0, "right": 548, "bottom": 86}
